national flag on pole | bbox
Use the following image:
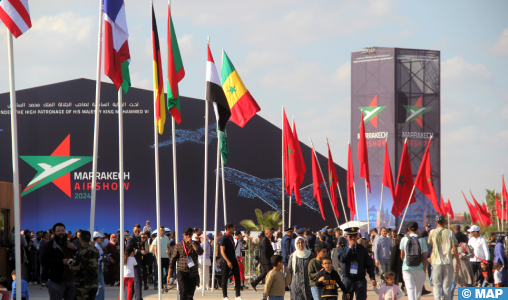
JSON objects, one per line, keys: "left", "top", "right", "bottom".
{"left": 439, "top": 196, "right": 447, "bottom": 217}
{"left": 221, "top": 51, "right": 261, "bottom": 127}
{"left": 446, "top": 199, "right": 454, "bottom": 220}
{"left": 381, "top": 142, "right": 396, "bottom": 210}
{"left": 463, "top": 193, "right": 480, "bottom": 224}
{"left": 0, "top": 0, "right": 31, "bottom": 38}
{"left": 167, "top": 4, "right": 185, "bottom": 124}
{"left": 470, "top": 190, "right": 492, "bottom": 224}
{"left": 414, "top": 140, "right": 442, "bottom": 215}
{"left": 206, "top": 44, "right": 231, "bottom": 132}
{"left": 292, "top": 120, "right": 306, "bottom": 205}
{"left": 151, "top": 5, "right": 165, "bottom": 134}
{"left": 347, "top": 143, "right": 356, "bottom": 220}
{"left": 495, "top": 193, "right": 502, "bottom": 219}
{"left": 104, "top": 0, "right": 131, "bottom": 92}
{"left": 282, "top": 109, "right": 304, "bottom": 204}
{"left": 311, "top": 148, "right": 325, "bottom": 220}
{"left": 503, "top": 173, "right": 508, "bottom": 200}
{"left": 358, "top": 111, "right": 371, "bottom": 193}
{"left": 327, "top": 142, "right": 340, "bottom": 218}
{"left": 217, "top": 128, "right": 229, "bottom": 165}
{"left": 393, "top": 140, "right": 415, "bottom": 217}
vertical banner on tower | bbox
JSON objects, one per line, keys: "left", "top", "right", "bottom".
{"left": 351, "top": 48, "right": 441, "bottom": 231}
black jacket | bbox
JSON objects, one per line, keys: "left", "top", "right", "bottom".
{"left": 40, "top": 238, "right": 77, "bottom": 283}
{"left": 126, "top": 234, "right": 144, "bottom": 266}
{"left": 259, "top": 236, "right": 274, "bottom": 265}
{"left": 476, "top": 267, "right": 494, "bottom": 284}
{"left": 338, "top": 243, "right": 375, "bottom": 280}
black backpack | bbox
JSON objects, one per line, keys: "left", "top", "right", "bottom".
{"left": 405, "top": 236, "right": 422, "bottom": 267}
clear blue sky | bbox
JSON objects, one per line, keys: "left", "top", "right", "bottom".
{"left": 1, "top": 0, "right": 507, "bottom": 216}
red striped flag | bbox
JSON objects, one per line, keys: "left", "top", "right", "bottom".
{"left": 0, "top": 0, "right": 31, "bottom": 38}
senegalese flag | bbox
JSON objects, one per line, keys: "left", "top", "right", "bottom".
{"left": 152, "top": 4, "right": 165, "bottom": 134}
{"left": 221, "top": 51, "right": 261, "bottom": 127}
{"left": 167, "top": 4, "right": 185, "bottom": 124}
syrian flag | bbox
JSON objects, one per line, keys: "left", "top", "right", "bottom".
{"left": 0, "top": 0, "right": 31, "bottom": 38}
{"left": 206, "top": 44, "right": 231, "bottom": 132}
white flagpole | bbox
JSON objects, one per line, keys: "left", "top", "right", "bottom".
{"left": 379, "top": 136, "right": 388, "bottom": 225}
{"left": 502, "top": 172, "right": 505, "bottom": 231}
{"left": 350, "top": 141, "right": 360, "bottom": 228}
{"left": 211, "top": 132, "right": 221, "bottom": 292}
{"left": 282, "top": 106, "right": 285, "bottom": 230}
{"left": 288, "top": 116, "right": 294, "bottom": 228}
{"left": 172, "top": 116, "right": 179, "bottom": 242}
{"left": 397, "top": 185, "right": 416, "bottom": 234}
{"left": 7, "top": 31, "right": 21, "bottom": 300}
{"left": 365, "top": 179, "right": 370, "bottom": 234}
{"left": 309, "top": 138, "right": 340, "bottom": 226}
{"left": 221, "top": 155, "right": 227, "bottom": 224}
{"left": 90, "top": 0, "right": 104, "bottom": 236}
{"left": 117, "top": 88, "right": 126, "bottom": 300}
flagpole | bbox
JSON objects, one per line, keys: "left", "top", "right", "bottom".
{"left": 364, "top": 180, "right": 370, "bottom": 234}
{"left": 379, "top": 136, "right": 388, "bottom": 226}
{"left": 350, "top": 141, "right": 360, "bottom": 228}
{"left": 288, "top": 117, "right": 294, "bottom": 228}
{"left": 502, "top": 171, "right": 505, "bottom": 231}
{"left": 7, "top": 31, "right": 21, "bottom": 300}
{"left": 282, "top": 106, "right": 285, "bottom": 230}
{"left": 221, "top": 156, "right": 227, "bottom": 224}
{"left": 211, "top": 130, "right": 221, "bottom": 292}
{"left": 309, "top": 138, "right": 340, "bottom": 226}
{"left": 90, "top": 0, "right": 104, "bottom": 236}
{"left": 397, "top": 185, "right": 416, "bottom": 234}
{"left": 117, "top": 88, "right": 126, "bottom": 300}
{"left": 337, "top": 183, "right": 348, "bottom": 226}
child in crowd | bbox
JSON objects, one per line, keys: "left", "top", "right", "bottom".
{"left": 374, "top": 272, "right": 402, "bottom": 300}
{"left": 477, "top": 261, "right": 494, "bottom": 287}
{"left": 308, "top": 244, "right": 328, "bottom": 300}
{"left": 11, "top": 270, "right": 29, "bottom": 300}
{"left": 262, "top": 255, "right": 291, "bottom": 300}
{"left": 120, "top": 247, "right": 136, "bottom": 300}
{"left": 316, "top": 256, "right": 349, "bottom": 300}
{"left": 0, "top": 277, "right": 9, "bottom": 300}
{"left": 493, "top": 263, "right": 502, "bottom": 287}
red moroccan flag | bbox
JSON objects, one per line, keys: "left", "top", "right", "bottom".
{"left": 470, "top": 190, "right": 492, "bottom": 224}
{"left": 393, "top": 140, "right": 415, "bottom": 217}
{"left": 503, "top": 173, "right": 508, "bottom": 204}
{"left": 312, "top": 148, "right": 325, "bottom": 220}
{"left": 347, "top": 143, "right": 356, "bottom": 220}
{"left": 439, "top": 196, "right": 447, "bottom": 216}
{"left": 358, "top": 111, "right": 371, "bottom": 192}
{"left": 282, "top": 109, "right": 305, "bottom": 205}
{"left": 327, "top": 142, "right": 340, "bottom": 218}
{"left": 292, "top": 120, "right": 306, "bottom": 205}
{"left": 447, "top": 199, "right": 454, "bottom": 220}
{"left": 495, "top": 193, "right": 502, "bottom": 219}
{"left": 381, "top": 142, "right": 396, "bottom": 210}
{"left": 463, "top": 193, "right": 480, "bottom": 224}
{"left": 414, "top": 140, "right": 442, "bottom": 215}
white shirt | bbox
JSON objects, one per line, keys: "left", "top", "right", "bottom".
{"left": 95, "top": 242, "right": 103, "bottom": 262}
{"left": 468, "top": 236, "right": 489, "bottom": 262}
{"left": 234, "top": 238, "right": 243, "bottom": 258}
{"left": 124, "top": 256, "right": 137, "bottom": 278}
{"left": 494, "top": 270, "right": 502, "bottom": 284}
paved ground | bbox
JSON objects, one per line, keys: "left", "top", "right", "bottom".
{"left": 26, "top": 275, "right": 438, "bottom": 300}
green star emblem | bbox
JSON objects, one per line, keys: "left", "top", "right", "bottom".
{"left": 397, "top": 175, "right": 406, "bottom": 187}
{"left": 286, "top": 145, "right": 294, "bottom": 160}
{"left": 329, "top": 173, "right": 334, "bottom": 185}
{"left": 227, "top": 86, "right": 237, "bottom": 94}
{"left": 427, "top": 177, "right": 434, "bottom": 186}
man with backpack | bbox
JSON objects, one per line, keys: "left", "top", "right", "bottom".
{"left": 428, "top": 214, "right": 460, "bottom": 300}
{"left": 400, "top": 222, "right": 427, "bottom": 300}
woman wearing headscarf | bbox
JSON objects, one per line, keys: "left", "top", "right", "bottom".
{"left": 451, "top": 232, "right": 474, "bottom": 300}
{"left": 389, "top": 234, "right": 405, "bottom": 293}
{"left": 105, "top": 234, "right": 120, "bottom": 286}
{"left": 494, "top": 235, "right": 508, "bottom": 287}
{"left": 289, "top": 236, "right": 314, "bottom": 300}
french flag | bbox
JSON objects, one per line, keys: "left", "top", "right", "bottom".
{"left": 104, "top": 0, "right": 131, "bottom": 91}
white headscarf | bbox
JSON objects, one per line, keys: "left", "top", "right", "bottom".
{"left": 291, "top": 236, "right": 311, "bottom": 274}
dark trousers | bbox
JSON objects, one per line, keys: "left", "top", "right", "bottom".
{"left": 47, "top": 281, "right": 76, "bottom": 300}
{"left": 341, "top": 277, "right": 367, "bottom": 300}
{"left": 75, "top": 286, "right": 98, "bottom": 300}
{"left": 176, "top": 271, "right": 198, "bottom": 300}
{"left": 471, "top": 262, "right": 481, "bottom": 282}
{"left": 153, "top": 258, "right": 170, "bottom": 287}
{"left": 133, "top": 266, "right": 143, "bottom": 300}
{"left": 252, "top": 264, "right": 271, "bottom": 286}
{"left": 221, "top": 259, "right": 241, "bottom": 298}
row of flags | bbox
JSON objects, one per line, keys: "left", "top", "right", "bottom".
{"left": 463, "top": 175, "right": 508, "bottom": 226}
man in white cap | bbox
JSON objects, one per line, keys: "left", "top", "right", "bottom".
{"left": 93, "top": 231, "right": 106, "bottom": 300}
{"left": 467, "top": 225, "right": 489, "bottom": 283}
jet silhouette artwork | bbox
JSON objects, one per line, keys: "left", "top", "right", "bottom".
{"left": 152, "top": 123, "right": 219, "bottom": 148}
{"left": 217, "top": 167, "right": 324, "bottom": 213}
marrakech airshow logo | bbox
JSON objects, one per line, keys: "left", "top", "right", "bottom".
{"left": 358, "top": 95, "right": 386, "bottom": 128}
{"left": 403, "top": 95, "right": 432, "bottom": 127}
{"left": 20, "top": 135, "right": 93, "bottom": 197}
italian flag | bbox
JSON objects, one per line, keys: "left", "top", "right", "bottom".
{"left": 167, "top": 4, "right": 185, "bottom": 124}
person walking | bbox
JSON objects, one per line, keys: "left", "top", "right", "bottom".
{"left": 467, "top": 225, "right": 489, "bottom": 282}
{"left": 400, "top": 222, "right": 427, "bottom": 300}
{"left": 219, "top": 223, "right": 244, "bottom": 300}
{"left": 69, "top": 231, "right": 99, "bottom": 300}
{"left": 126, "top": 224, "right": 146, "bottom": 300}
{"left": 428, "top": 215, "right": 460, "bottom": 300}
{"left": 389, "top": 234, "right": 405, "bottom": 294}
{"left": 197, "top": 233, "right": 211, "bottom": 290}
{"left": 288, "top": 237, "right": 314, "bottom": 300}
{"left": 251, "top": 229, "right": 274, "bottom": 291}
{"left": 308, "top": 244, "right": 328, "bottom": 300}
{"left": 338, "top": 227, "right": 376, "bottom": 300}
{"left": 105, "top": 234, "right": 119, "bottom": 286}
{"left": 122, "top": 247, "right": 137, "bottom": 300}
{"left": 93, "top": 232, "right": 106, "bottom": 300}
{"left": 152, "top": 226, "right": 170, "bottom": 292}
{"left": 493, "top": 235, "right": 508, "bottom": 287}
{"left": 168, "top": 227, "right": 203, "bottom": 300}
{"left": 451, "top": 232, "right": 474, "bottom": 300}
{"left": 374, "top": 228, "right": 392, "bottom": 280}
{"left": 281, "top": 228, "right": 293, "bottom": 273}
{"left": 40, "top": 222, "right": 78, "bottom": 300}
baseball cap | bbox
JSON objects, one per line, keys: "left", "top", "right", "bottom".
{"left": 468, "top": 225, "right": 480, "bottom": 232}
{"left": 408, "top": 222, "right": 419, "bottom": 231}
{"left": 207, "top": 233, "right": 213, "bottom": 239}
{"left": 93, "top": 231, "right": 103, "bottom": 238}
{"left": 225, "top": 223, "right": 236, "bottom": 229}
{"left": 293, "top": 225, "right": 299, "bottom": 229}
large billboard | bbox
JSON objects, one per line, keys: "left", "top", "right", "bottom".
{"left": 0, "top": 79, "right": 347, "bottom": 233}
{"left": 351, "top": 48, "right": 441, "bottom": 230}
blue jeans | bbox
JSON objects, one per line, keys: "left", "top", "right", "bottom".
{"left": 269, "top": 297, "right": 284, "bottom": 300}
{"left": 96, "top": 264, "right": 105, "bottom": 300}
{"left": 482, "top": 281, "right": 493, "bottom": 287}
{"left": 311, "top": 286, "right": 321, "bottom": 300}
{"left": 428, "top": 264, "right": 433, "bottom": 286}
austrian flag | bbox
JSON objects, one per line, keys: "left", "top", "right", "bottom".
{"left": 0, "top": 0, "right": 31, "bottom": 38}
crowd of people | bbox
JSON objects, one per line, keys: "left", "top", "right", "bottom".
{"left": 3, "top": 215, "right": 508, "bottom": 300}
